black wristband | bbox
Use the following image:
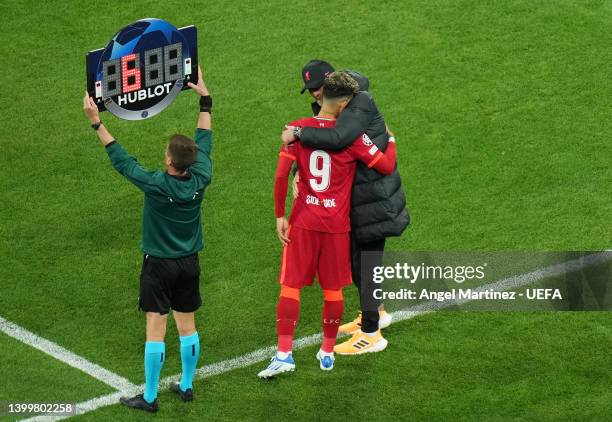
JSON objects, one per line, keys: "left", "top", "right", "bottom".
{"left": 91, "top": 121, "right": 102, "bottom": 131}
{"left": 199, "top": 95, "right": 212, "bottom": 113}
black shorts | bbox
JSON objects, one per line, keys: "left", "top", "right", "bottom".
{"left": 139, "top": 253, "right": 201, "bottom": 315}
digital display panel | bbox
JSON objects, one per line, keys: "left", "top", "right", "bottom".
{"left": 86, "top": 18, "right": 198, "bottom": 121}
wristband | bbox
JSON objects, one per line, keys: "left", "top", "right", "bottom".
{"left": 199, "top": 95, "right": 213, "bottom": 113}
{"left": 389, "top": 136, "right": 396, "bottom": 143}
{"left": 293, "top": 126, "right": 303, "bottom": 139}
{"left": 91, "top": 121, "right": 102, "bottom": 131}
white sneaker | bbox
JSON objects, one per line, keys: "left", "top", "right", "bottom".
{"left": 257, "top": 354, "right": 296, "bottom": 379}
{"left": 379, "top": 310, "right": 393, "bottom": 329}
{"left": 316, "top": 350, "right": 335, "bottom": 371}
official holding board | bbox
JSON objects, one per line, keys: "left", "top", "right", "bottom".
{"left": 82, "top": 65, "right": 213, "bottom": 412}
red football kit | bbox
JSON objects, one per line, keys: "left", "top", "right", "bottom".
{"left": 274, "top": 116, "right": 396, "bottom": 290}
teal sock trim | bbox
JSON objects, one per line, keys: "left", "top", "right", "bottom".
{"left": 143, "top": 341, "right": 165, "bottom": 403}
{"left": 179, "top": 332, "right": 200, "bottom": 391}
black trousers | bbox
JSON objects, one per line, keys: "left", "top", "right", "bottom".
{"left": 351, "top": 233, "right": 386, "bottom": 333}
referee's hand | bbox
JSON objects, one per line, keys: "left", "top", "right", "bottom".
{"left": 276, "top": 217, "right": 290, "bottom": 246}
{"left": 83, "top": 92, "right": 100, "bottom": 123}
{"left": 188, "top": 66, "right": 209, "bottom": 97}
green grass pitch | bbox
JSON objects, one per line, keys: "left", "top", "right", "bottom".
{"left": 1, "top": 0, "right": 611, "bottom": 420}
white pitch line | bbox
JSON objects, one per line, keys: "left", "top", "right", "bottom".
{"left": 21, "top": 250, "right": 612, "bottom": 421}
{"left": 0, "top": 316, "right": 137, "bottom": 393}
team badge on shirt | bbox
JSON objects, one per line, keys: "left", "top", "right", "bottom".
{"left": 362, "top": 133, "right": 373, "bottom": 146}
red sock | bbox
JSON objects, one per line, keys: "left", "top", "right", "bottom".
{"left": 277, "top": 286, "right": 300, "bottom": 353}
{"left": 322, "top": 289, "right": 344, "bottom": 353}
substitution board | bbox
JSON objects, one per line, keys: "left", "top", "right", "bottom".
{"left": 86, "top": 18, "right": 198, "bottom": 121}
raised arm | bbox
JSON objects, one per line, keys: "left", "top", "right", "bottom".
{"left": 188, "top": 66, "right": 211, "bottom": 130}
{"left": 83, "top": 92, "right": 162, "bottom": 193}
{"left": 187, "top": 66, "right": 213, "bottom": 188}
{"left": 83, "top": 92, "right": 114, "bottom": 147}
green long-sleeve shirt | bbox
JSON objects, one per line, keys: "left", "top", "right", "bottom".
{"left": 105, "top": 128, "right": 213, "bottom": 258}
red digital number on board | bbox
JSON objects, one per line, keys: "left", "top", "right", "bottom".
{"left": 121, "top": 53, "right": 141, "bottom": 93}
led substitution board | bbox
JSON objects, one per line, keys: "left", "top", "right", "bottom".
{"left": 86, "top": 18, "right": 198, "bottom": 120}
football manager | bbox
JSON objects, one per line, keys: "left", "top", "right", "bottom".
{"left": 83, "top": 66, "right": 213, "bottom": 413}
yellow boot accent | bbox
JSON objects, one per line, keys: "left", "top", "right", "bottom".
{"left": 338, "top": 311, "right": 362, "bottom": 335}
{"left": 333, "top": 330, "right": 388, "bottom": 355}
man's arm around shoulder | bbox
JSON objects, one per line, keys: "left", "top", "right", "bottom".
{"left": 296, "top": 92, "right": 377, "bottom": 151}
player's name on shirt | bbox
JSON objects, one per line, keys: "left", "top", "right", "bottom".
{"left": 306, "top": 194, "right": 336, "bottom": 209}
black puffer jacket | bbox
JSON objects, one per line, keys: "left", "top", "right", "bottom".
{"left": 301, "top": 71, "right": 409, "bottom": 243}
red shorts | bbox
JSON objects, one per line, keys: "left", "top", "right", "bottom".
{"left": 279, "top": 225, "right": 352, "bottom": 290}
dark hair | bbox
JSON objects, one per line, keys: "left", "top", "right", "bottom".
{"left": 167, "top": 134, "right": 197, "bottom": 171}
{"left": 322, "top": 71, "right": 359, "bottom": 100}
